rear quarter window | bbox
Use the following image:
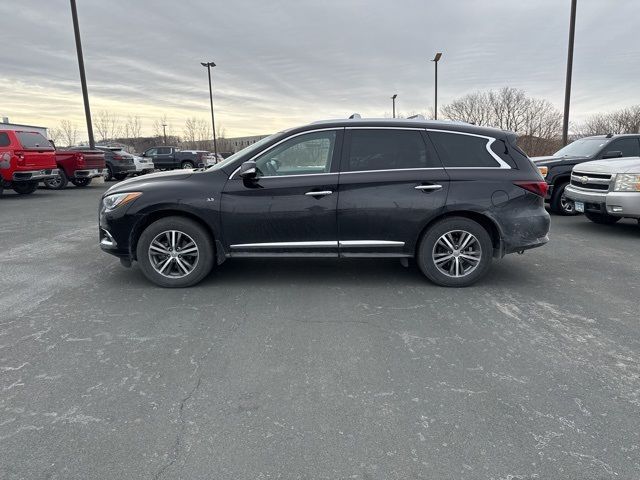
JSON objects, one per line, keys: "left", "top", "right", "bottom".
{"left": 0, "top": 132, "right": 10, "bottom": 147}
{"left": 428, "top": 131, "right": 502, "bottom": 168}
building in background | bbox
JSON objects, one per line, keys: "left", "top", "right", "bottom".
{"left": 0, "top": 117, "right": 48, "bottom": 138}
{"left": 223, "top": 135, "right": 270, "bottom": 153}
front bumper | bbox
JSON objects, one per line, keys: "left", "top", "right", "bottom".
{"left": 565, "top": 186, "right": 640, "bottom": 218}
{"left": 75, "top": 169, "right": 104, "bottom": 179}
{"left": 13, "top": 168, "right": 59, "bottom": 181}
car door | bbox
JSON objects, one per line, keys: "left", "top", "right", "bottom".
{"left": 221, "top": 129, "right": 343, "bottom": 256}
{"left": 144, "top": 148, "right": 158, "bottom": 167}
{"left": 337, "top": 128, "right": 449, "bottom": 257}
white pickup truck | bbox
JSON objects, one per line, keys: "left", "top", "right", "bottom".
{"left": 565, "top": 157, "right": 640, "bottom": 224}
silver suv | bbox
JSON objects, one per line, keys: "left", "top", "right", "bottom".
{"left": 565, "top": 157, "right": 640, "bottom": 224}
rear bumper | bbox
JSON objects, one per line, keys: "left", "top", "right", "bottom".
{"left": 110, "top": 164, "right": 137, "bottom": 175}
{"left": 565, "top": 186, "right": 640, "bottom": 218}
{"left": 13, "top": 168, "right": 59, "bottom": 181}
{"left": 74, "top": 169, "right": 104, "bottom": 178}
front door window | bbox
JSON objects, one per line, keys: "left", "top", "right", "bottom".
{"left": 254, "top": 131, "right": 336, "bottom": 177}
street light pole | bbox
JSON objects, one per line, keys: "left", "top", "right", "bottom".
{"left": 69, "top": 0, "right": 94, "bottom": 148}
{"left": 431, "top": 52, "right": 442, "bottom": 120}
{"left": 391, "top": 94, "right": 397, "bottom": 118}
{"left": 162, "top": 123, "right": 167, "bottom": 145}
{"left": 201, "top": 61, "right": 218, "bottom": 157}
{"left": 562, "top": 0, "right": 578, "bottom": 146}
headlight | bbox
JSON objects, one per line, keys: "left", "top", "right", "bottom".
{"left": 537, "top": 166, "right": 548, "bottom": 178}
{"left": 102, "top": 192, "right": 142, "bottom": 211}
{"left": 614, "top": 174, "right": 640, "bottom": 192}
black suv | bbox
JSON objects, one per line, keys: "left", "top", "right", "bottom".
{"left": 532, "top": 134, "right": 640, "bottom": 214}
{"left": 93, "top": 146, "right": 137, "bottom": 181}
{"left": 99, "top": 118, "right": 550, "bottom": 287}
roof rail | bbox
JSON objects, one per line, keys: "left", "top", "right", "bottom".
{"left": 348, "top": 113, "right": 361, "bottom": 119}
{"left": 407, "top": 114, "right": 425, "bottom": 120}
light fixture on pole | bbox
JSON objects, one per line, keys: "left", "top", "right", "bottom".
{"left": 391, "top": 94, "right": 398, "bottom": 118}
{"left": 431, "top": 52, "right": 442, "bottom": 120}
{"left": 201, "top": 61, "right": 218, "bottom": 157}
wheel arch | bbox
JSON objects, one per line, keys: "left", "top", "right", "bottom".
{"left": 416, "top": 210, "right": 504, "bottom": 258}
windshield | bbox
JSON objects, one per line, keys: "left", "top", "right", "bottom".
{"left": 206, "top": 132, "right": 286, "bottom": 171}
{"left": 554, "top": 138, "right": 608, "bottom": 158}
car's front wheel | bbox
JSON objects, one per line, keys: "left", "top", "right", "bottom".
{"left": 550, "top": 182, "right": 577, "bottom": 215}
{"left": 136, "top": 216, "right": 214, "bottom": 287}
{"left": 417, "top": 217, "right": 493, "bottom": 287}
{"left": 584, "top": 211, "right": 621, "bottom": 225}
{"left": 43, "top": 170, "right": 68, "bottom": 189}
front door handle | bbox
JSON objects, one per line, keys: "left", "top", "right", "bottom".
{"left": 415, "top": 184, "right": 442, "bottom": 191}
{"left": 305, "top": 190, "right": 333, "bottom": 196}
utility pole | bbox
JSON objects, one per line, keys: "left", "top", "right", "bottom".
{"left": 562, "top": 0, "right": 578, "bottom": 146}
{"left": 391, "top": 94, "right": 397, "bottom": 118}
{"left": 431, "top": 52, "right": 442, "bottom": 120}
{"left": 162, "top": 123, "right": 167, "bottom": 145}
{"left": 69, "top": 0, "right": 95, "bottom": 148}
{"left": 201, "top": 62, "right": 218, "bottom": 157}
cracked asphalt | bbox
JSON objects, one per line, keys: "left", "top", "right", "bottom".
{"left": 1, "top": 181, "right": 639, "bottom": 479}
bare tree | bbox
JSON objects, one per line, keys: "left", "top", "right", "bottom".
{"left": 182, "top": 117, "right": 211, "bottom": 149}
{"left": 441, "top": 87, "right": 562, "bottom": 155}
{"left": 127, "top": 115, "right": 143, "bottom": 139}
{"left": 59, "top": 120, "right": 79, "bottom": 147}
{"left": 152, "top": 114, "right": 172, "bottom": 142}
{"left": 94, "top": 110, "right": 121, "bottom": 142}
{"left": 48, "top": 127, "right": 63, "bottom": 146}
{"left": 577, "top": 105, "right": 640, "bottom": 136}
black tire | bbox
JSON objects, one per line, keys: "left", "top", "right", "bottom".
{"left": 417, "top": 217, "right": 493, "bottom": 287}
{"left": 136, "top": 216, "right": 214, "bottom": 287}
{"left": 12, "top": 181, "right": 38, "bottom": 195}
{"left": 181, "top": 161, "right": 195, "bottom": 169}
{"left": 584, "top": 211, "right": 621, "bottom": 225}
{"left": 550, "top": 181, "right": 577, "bottom": 215}
{"left": 71, "top": 177, "right": 92, "bottom": 187}
{"left": 114, "top": 173, "right": 128, "bottom": 181}
{"left": 104, "top": 166, "right": 114, "bottom": 182}
{"left": 43, "top": 170, "right": 68, "bottom": 189}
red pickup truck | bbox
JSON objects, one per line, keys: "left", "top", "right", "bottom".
{"left": 44, "top": 147, "right": 106, "bottom": 189}
{"left": 0, "top": 130, "right": 58, "bottom": 195}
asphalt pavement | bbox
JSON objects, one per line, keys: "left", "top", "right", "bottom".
{"left": 1, "top": 181, "right": 639, "bottom": 479}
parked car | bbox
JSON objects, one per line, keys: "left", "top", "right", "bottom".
{"left": 141, "top": 146, "right": 204, "bottom": 170}
{"left": 91, "top": 146, "right": 136, "bottom": 181}
{"left": 131, "top": 153, "right": 155, "bottom": 176}
{"left": 532, "top": 134, "right": 640, "bottom": 215}
{"left": 99, "top": 117, "right": 550, "bottom": 288}
{"left": 564, "top": 156, "right": 640, "bottom": 224}
{"left": 43, "top": 146, "right": 105, "bottom": 189}
{"left": 0, "top": 130, "right": 58, "bottom": 195}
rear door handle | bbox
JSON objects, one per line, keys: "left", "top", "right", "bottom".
{"left": 415, "top": 184, "right": 442, "bottom": 191}
{"left": 305, "top": 190, "right": 333, "bottom": 196}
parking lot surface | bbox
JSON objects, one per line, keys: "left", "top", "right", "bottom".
{"left": 1, "top": 182, "right": 639, "bottom": 479}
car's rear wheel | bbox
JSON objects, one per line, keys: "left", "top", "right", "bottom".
{"left": 136, "top": 216, "right": 214, "bottom": 287}
{"left": 104, "top": 166, "right": 114, "bottom": 182}
{"left": 43, "top": 169, "right": 68, "bottom": 189}
{"left": 181, "top": 161, "right": 195, "bottom": 169}
{"left": 114, "top": 173, "right": 128, "bottom": 181}
{"left": 584, "top": 211, "right": 621, "bottom": 225}
{"left": 417, "top": 217, "right": 493, "bottom": 287}
{"left": 12, "top": 181, "right": 38, "bottom": 195}
{"left": 71, "top": 177, "right": 92, "bottom": 187}
{"left": 550, "top": 182, "right": 577, "bottom": 215}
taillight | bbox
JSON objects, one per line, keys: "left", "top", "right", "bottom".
{"left": 113, "top": 154, "right": 123, "bottom": 161}
{"left": 77, "top": 154, "right": 85, "bottom": 166}
{"left": 514, "top": 181, "right": 548, "bottom": 197}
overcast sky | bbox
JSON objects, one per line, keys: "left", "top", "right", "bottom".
{"left": 1, "top": 0, "right": 638, "bottom": 140}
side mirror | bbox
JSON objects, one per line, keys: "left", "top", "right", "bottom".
{"left": 239, "top": 160, "right": 257, "bottom": 179}
{"left": 602, "top": 150, "right": 622, "bottom": 159}
{"left": 141, "top": 152, "right": 147, "bottom": 157}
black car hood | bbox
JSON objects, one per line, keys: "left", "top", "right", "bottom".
{"left": 531, "top": 155, "right": 590, "bottom": 166}
{"left": 105, "top": 169, "right": 193, "bottom": 195}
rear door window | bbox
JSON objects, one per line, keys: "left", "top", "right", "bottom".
{"left": 346, "top": 129, "right": 440, "bottom": 171}
{"left": 428, "top": 131, "right": 501, "bottom": 168}
{"left": 0, "top": 132, "right": 10, "bottom": 147}
{"left": 604, "top": 138, "right": 640, "bottom": 158}
{"left": 15, "top": 131, "right": 54, "bottom": 150}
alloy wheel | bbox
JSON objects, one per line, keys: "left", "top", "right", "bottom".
{"left": 148, "top": 230, "right": 199, "bottom": 279}
{"left": 560, "top": 194, "right": 575, "bottom": 214}
{"left": 432, "top": 230, "right": 482, "bottom": 278}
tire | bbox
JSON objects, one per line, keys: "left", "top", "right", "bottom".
{"left": 43, "top": 169, "right": 68, "bottom": 189}
{"left": 417, "top": 217, "right": 493, "bottom": 287}
{"left": 584, "top": 211, "right": 621, "bottom": 225}
{"left": 71, "top": 177, "right": 92, "bottom": 187}
{"left": 181, "top": 161, "right": 195, "bottom": 169}
{"left": 550, "top": 182, "right": 577, "bottom": 215}
{"left": 114, "top": 173, "right": 128, "bottom": 181}
{"left": 136, "top": 216, "right": 214, "bottom": 287}
{"left": 104, "top": 166, "right": 114, "bottom": 182}
{"left": 12, "top": 181, "right": 38, "bottom": 195}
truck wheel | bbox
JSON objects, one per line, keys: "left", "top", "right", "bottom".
{"left": 181, "top": 161, "right": 195, "bottom": 169}
{"left": 136, "top": 216, "right": 214, "bottom": 287}
{"left": 550, "top": 182, "right": 576, "bottom": 215}
{"left": 13, "top": 181, "right": 38, "bottom": 195}
{"left": 104, "top": 166, "right": 114, "bottom": 182}
{"left": 417, "top": 217, "right": 493, "bottom": 287}
{"left": 43, "top": 170, "right": 68, "bottom": 190}
{"left": 584, "top": 211, "right": 621, "bottom": 225}
{"left": 71, "top": 177, "right": 92, "bottom": 187}
{"left": 114, "top": 173, "right": 128, "bottom": 181}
